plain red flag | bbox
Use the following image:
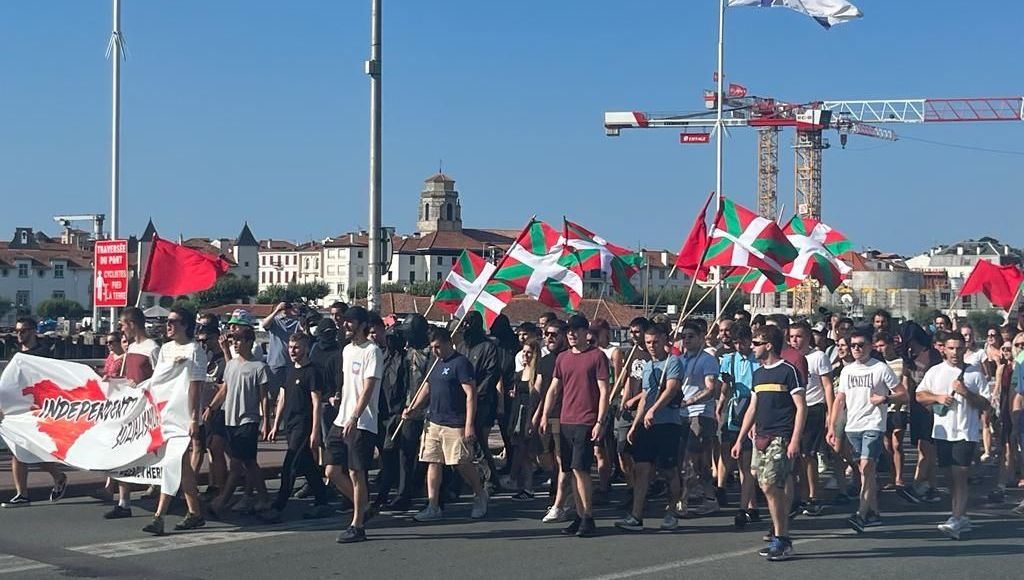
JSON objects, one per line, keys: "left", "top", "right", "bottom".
{"left": 141, "top": 235, "right": 231, "bottom": 296}
{"left": 674, "top": 191, "right": 715, "bottom": 281}
{"left": 959, "top": 260, "right": 1024, "bottom": 310}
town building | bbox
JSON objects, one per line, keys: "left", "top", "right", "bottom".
{"left": 0, "top": 227, "right": 95, "bottom": 326}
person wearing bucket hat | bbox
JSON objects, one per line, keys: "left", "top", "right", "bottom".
{"left": 227, "top": 308, "right": 265, "bottom": 363}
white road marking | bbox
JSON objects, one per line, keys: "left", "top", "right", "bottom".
{"left": 68, "top": 519, "right": 338, "bottom": 559}
{"left": 0, "top": 554, "right": 53, "bottom": 575}
{"left": 584, "top": 537, "right": 828, "bottom": 580}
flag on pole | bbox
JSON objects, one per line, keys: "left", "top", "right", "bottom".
{"left": 785, "top": 216, "right": 852, "bottom": 256}
{"left": 728, "top": 0, "right": 863, "bottom": 29}
{"left": 561, "top": 219, "right": 643, "bottom": 300}
{"left": 958, "top": 260, "right": 1024, "bottom": 310}
{"left": 782, "top": 216, "right": 852, "bottom": 291}
{"left": 675, "top": 191, "right": 715, "bottom": 281}
{"left": 703, "top": 197, "right": 798, "bottom": 276}
{"left": 493, "top": 220, "right": 584, "bottom": 313}
{"left": 141, "top": 235, "right": 231, "bottom": 296}
{"left": 433, "top": 250, "right": 512, "bottom": 328}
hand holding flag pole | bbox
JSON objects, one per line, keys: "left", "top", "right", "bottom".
{"left": 392, "top": 216, "right": 537, "bottom": 443}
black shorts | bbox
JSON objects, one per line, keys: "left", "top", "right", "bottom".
{"left": 800, "top": 404, "right": 827, "bottom": 457}
{"left": 936, "top": 439, "right": 977, "bottom": 468}
{"left": 206, "top": 410, "right": 228, "bottom": 440}
{"left": 909, "top": 404, "right": 934, "bottom": 445}
{"left": 225, "top": 423, "right": 259, "bottom": 462}
{"left": 721, "top": 430, "right": 752, "bottom": 452}
{"left": 559, "top": 423, "right": 596, "bottom": 473}
{"left": 632, "top": 423, "right": 682, "bottom": 469}
{"left": 324, "top": 425, "right": 377, "bottom": 472}
{"left": 886, "top": 411, "right": 909, "bottom": 433}
{"left": 686, "top": 416, "right": 717, "bottom": 454}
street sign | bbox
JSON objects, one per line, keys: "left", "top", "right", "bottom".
{"left": 680, "top": 133, "right": 711, "bottom": 144}
{"left": 94, "top": 240, "right": 129, "bottom": 308}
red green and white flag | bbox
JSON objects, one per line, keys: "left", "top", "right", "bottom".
{"left": 704, "top": 197, "right": 798, "bottom": 275}
{"left": 433, "top": 250, "right": 512, "bottom": 327}
{"left": 561, "top": 219, "right": 643, "bottom": 300}
{"left": 782, "top": 216, "right": 852, "bottom": 291}
{"left": 494, "top": 220, "right": 584, "bottom": 313}
{"left": 785, "top": 216, "right": 852, "bottom": 256}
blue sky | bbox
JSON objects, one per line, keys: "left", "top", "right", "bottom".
{"left": 2, "top": 1, "right": 1022, "bottom": 256}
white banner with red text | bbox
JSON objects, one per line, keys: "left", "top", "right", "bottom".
{"left": 0, "top": 354, "right": 191, "bottom": 494}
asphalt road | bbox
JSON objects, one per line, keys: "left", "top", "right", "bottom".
{"left": 1, "top": 468, "right": 1022, "bottom": 580}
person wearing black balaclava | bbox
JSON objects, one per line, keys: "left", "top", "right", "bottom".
{"left": 458, "top": 311, "right": 500, "bottom": 487}
{"left": 371, "top": 317, "right": 409, "bottom": 510}
{"left": 490, "top": 314, "right": 521, "bottom": 482}
{"left": 301, "top": 318, "right": 342, "bottom": 501}
{"left": 385, "top": 314, "right": 432, "bottom": 512}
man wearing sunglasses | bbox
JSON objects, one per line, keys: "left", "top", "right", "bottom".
{"left": 533, "top": 318, "right": 574, "bottom": 524}
{"left": 829, "top": 328, "right": 905, "bottom": 533}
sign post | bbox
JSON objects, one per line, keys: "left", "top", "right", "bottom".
{"left": 94, "top": 240, "right": 129, "bottom": 330}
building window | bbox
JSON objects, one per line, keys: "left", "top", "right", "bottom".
{"left": 18, "top": 263, "right": 28, "bottom": 278}
{"left": 357, "top": 250, "right": 364, "bottom": 259}
{"left": 961, "top": 295, "right": 972, "bottom": 309}
{"left": 244, "top": 261, "right": 250, "bottom": 267}
{"left": 291, "top": 272, "right": 297, "bottom": 282}
{"left": 423, "top": 203, "right": 429, "bottom": 220}
{"left": 261, "top": 256, "right": 266, "bottom": 265}
{"left": 304, "top": 258, "right": 309, "bottom": 269}
{"left": 409, "top": 256, "right": 415, "bottom": 265}
{"left": 437, "top": 257, "right": 443, "bottom": 266}
{"left": 409, "top": 271, "right": 416, "bottom": 283}
{"left": 19, "top": 231, "right": 28, "bottom": 244}
{"left": 786, "top": 292, "right": 794, "bottom": 308}
{"left": 451, "top": 256, "right": 457, "bottom": 265}
{"left": 919, "top": 293, "right": 928, "bottom": 307}
{"left": 53, "top": 263, "right": 65, "bottom": 279}
{"left": 37, "top": 269, "right": 44, "bottom": 278}
{"left": 52, "top": 291, "right": 65, "bottom": 300}
{"left": 773, "top": 293, "right": 781, "bottom": 308}
{"left": 436, "top": 271, "right": 443, "bottom": 281}
{"left": 15, "top": 291, "right": 29, "bottom": 310}
{"left": 387, "top": 272, "right": 393, "bottom": 281}
{"left": 940, "top": 291, "right": 951, "bottom": 304}
{"left": 658, "top": 269, "right": 665, "bottom": 280}
{"left": 1, "top": 269, "right": 7, "bottom": 277}
{"left": 446, "top": 203, "right": 453, "bottom": 221}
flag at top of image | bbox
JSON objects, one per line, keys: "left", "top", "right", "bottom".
{"left": 561, "top": 219, "right": 643, "bottom": 301}
{"left": 728, "top": 0, "right": 862, "bottom": 29}
{"left": 433, "top": 250, "right": 512, "bottom": 328}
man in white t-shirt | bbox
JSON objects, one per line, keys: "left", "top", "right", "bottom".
{"left": 325, "top": 306, "right": 383, "bottom": 544}
{"left": 788, "top": 321, "right": 833, "bottom": 517}
{"left": 829, "top": 328, "right": 904, "bottom": 533}
{"left": 916, "top": 333, "right": 989, "bottom": 540}
{"left": 143, "top": 308, "right": 208, "bottom": 536}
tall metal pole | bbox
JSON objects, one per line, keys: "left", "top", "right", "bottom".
{"left": 366, "top": 0, "right": 383, "bottom": 312}
{"left": 714, "top": 0, "right": 726, "bottom": 318}
{"left": 108, "top": 0, "right": 123, "bottom": 332}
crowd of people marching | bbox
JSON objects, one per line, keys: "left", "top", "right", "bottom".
{"left": 3, "top": 302, "right": 1024, "bottom": 559}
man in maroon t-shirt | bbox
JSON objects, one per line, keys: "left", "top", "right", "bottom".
{"left": 541, "top": 314, "right": 609, "bottom": 538}
{"left": 767, "top": 314, "right": 808, "bottom": 387}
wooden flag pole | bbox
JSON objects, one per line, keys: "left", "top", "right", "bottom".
{"left": 391, "top": 215, "right": 536, "bottom": 442}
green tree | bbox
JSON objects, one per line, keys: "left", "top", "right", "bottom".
{"left": 194, "top": 276, "right": 258, "bottom": 308}
{"left": 158, "top": 295, "right": 175, "bottom": 308}
{"left": 347, "top": 282, "right": 368, "bottom": 300}
{"left": 381, "top": 283, "right": 407, "bottom": 294}
{"left": 295, "top": 281, "right": 330, "bottom": 302}
{"left": 36, "top": 298, "right": 87, "bottom": 320}
{"left": 407, "top": 280, "right": 441, "bottom": 297}
{"left": 170, "top": 298, "right": 199, "bottom": 316}
{"left": 963, "top": 310, "right": 1006, "bottom": 335}
{"left": 256, "top": 284, "right": 301, "bottom": 305}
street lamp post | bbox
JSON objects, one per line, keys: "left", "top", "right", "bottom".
{"left": 366, "top": 0, "right": 383, "bottom": 312}
{"left": 108, "top": 0, "right": 124, "bottom": 332}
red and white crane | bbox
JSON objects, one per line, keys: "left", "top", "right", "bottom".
{"left": 604, "top": 95, "right": 1024, "bottom": 220}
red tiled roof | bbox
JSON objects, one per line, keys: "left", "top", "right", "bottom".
{"left": 395, "top": 229, "right": 516, "bottom": 254}
{"left": 0, "top": 241, "right": 93, "bottom": 270}
{"left": 182, "top": 239, "right": 238, "bottom": 266}
{"left": 838, "top": 251, "right": 870, "bottom": 272}
{"left": 259, "top": 239, "right": 298, "bottom": 251}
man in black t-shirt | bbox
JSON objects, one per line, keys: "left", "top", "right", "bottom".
{"left": 531, "top": 319, "right": 574, "bottom": 524}
{"left": 731, "top": 325, "right": 805, "bottom": 562}
{"left": 263, "top": 333, "right": 331, "bottom": 522}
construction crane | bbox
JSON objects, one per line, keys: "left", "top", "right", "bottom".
{"left": 604, "top": 95, "right": 1023, "bottom": 220}
{"left": 53, "top": 214, "right": 106, "bottom": 242}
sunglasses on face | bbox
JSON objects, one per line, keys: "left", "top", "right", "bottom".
{"left": 751, "top": 340, "right": 767, "bottom": 347}
{"left": 850, "top": 342, "right": 867, "bottom": 349}
{"left": 543, "top": 331, "right": 560, "bottom": 337}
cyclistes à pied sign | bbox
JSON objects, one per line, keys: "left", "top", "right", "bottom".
{"left": 94, "top": 240, "right": 129, "bottom": 308}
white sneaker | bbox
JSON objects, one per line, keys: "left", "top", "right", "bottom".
{"left": 470, "top": 491, "right": 489, "bottom": 519}
{"left": 232, "top": 495, "right": 256, "bottom": 513}
{"left": 413, "top": 504, "right": 444, "bottom": 522}
{"left": 1011, "top": 500, "right": 1024, "bottom": 517}
{"left": 959, "top": 516, "right": 972, "bottom": 532}
{"left": 660, "top": 513, "right": 679, "bottom": 530}
{"left": 937, "top": 516, "right": 963, "bottom": 540}
{"left": 541, "top": 505, "right": 569, "bottom": 523}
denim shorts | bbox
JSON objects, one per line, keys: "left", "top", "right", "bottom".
{"left": 846, "top": 430, "right": 883, "bottom": 462}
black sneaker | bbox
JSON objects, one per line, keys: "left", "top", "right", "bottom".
{"left": 50, "top": 474, "right": 68, "bottom": 503}
{"left": 562, "top": 517, "right": 582, "bottom": 535}
{"left": 576, "top": 516, "right": 597, "bottom": 538}
{"left": 336, "top": 526, "right": 366, "bottom": 543}
{"left": 734, "top": 509, "right": 749, "bottom": 530}
{"left": 922, "top": 488, "right": 942, "bottom": 503}
{"left": 384, "top": 497, "right": 412, "bottom": 513}
{"left": 897, "top": 485, "right": 922, "bottom": 504}
{"left": 747, "top": 508, "right": 762, "bottom": 523}
{"left": 758, "top": 536, "right": 776, "bottom": 557}
{"left": 142, "top": 516, "right": 165, "bottom": 536}
{"left": 802, "top": 499, "right": 824, "bottom": 517}
{"left": 863, "top": 512, "right": 883, "bottom": 527}
{"left": 847, "top": 513, "right": 866, "bottom": 533}
{"left": 200, "top": 487, "right": 220, "bottom": 502}
{"left": 104, "top": 505, "right": 133, "bottom": 519}
{"left": 788, "top": 501, "right": 803, "bottom": 519}
{"left": 294, "top": 483, "right": 313, "bottom": 499}
{"left": 987, "top": 489, "right": 1006, "bottom": 504}
{"left": 511, "top": 490, "right": 535, "bottom": 502}
{"left": 174, "top": 512, "right": 206, "bottom": 531}
{"left": 1, "top": 494, "right": 30, "bottom": 508}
